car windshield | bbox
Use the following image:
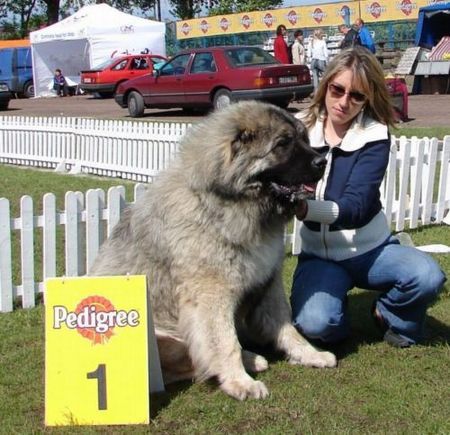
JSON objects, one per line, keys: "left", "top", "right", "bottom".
{"left": 224, "top": 47, "right": 278, "bottom": 67}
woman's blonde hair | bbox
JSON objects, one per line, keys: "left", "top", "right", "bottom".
{"left": 303, "top": 46, "right": 396, "bottom": 129}
{"left": 313, "top": 29, "right": 323, "bottom": 39}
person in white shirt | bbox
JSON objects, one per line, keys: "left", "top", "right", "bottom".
{"left": 309, "top": 29, "right": 329, "bottom": 93}
{"left": 291, "top": 29, "right": 306, "bottom": 65}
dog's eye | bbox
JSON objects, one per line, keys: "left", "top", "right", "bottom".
{"left": 274, "top": 137, "right": 292, "bottom": 150}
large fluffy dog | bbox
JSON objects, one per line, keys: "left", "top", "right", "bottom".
{"left": 90, "top": 101, "right": 336, "bottom": 400}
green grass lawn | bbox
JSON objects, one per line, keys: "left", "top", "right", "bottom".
{"left": 0, "top": 162, "right": 449, "bottom": 434}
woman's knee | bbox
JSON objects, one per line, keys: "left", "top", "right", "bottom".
{"left": 292, "top": 298, "right": 349, "bottom": 343}
{"left": 412, "top": 258, "right": 446, "bottom": 302}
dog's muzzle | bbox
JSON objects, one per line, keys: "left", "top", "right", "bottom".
{"left": 270, "top": 182, "right": 317, "bottom": 203}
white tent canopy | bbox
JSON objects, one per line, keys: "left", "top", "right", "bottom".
{"left": 30, "top": 3, "right": 166, "bottom": 97}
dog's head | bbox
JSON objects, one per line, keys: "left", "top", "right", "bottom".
{"left": 180, "top": 101, "right": 326, "bottom": 206}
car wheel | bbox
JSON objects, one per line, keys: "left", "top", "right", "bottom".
{"left": 213, "top": 89, "right": 233, "bottom": 111}
{"left": 127, "top": 91, "right": 145, "bottom": 117}
{"left": 0, "top": 102, "right": 8, "bottom": 110}
{"left": 23, "top": 81, "right": 34, "bottom": 98}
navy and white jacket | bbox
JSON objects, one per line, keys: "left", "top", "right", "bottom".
{"left": 297, "top": 110, "right": 392, "bottom": 261}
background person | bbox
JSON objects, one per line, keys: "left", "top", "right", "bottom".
{"left": 53, "top": 68, "right": 68, "bottom": 97}
{"left": 309, "top": 29, "right": 329, "bottom": 93}
{"left": 338, "top": 24, "right": 361, "bottom": 49}
{"left": 354, "top": 18, "right": 376, "bottom": 53}
{"left": 291, "top": 47, "right": 446, "bottom": 349}
{"left": 291, "top": 29, "right": 306, "bottom": 65}
{"left": 273, "top": 24, "right": 290, "bottom": 64}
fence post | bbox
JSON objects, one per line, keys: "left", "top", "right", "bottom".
{"left": 0, "top": 198, "right": 13, "bottom": 312}
{"left": 20, "top": 195, "right": 36, "bottom": 308}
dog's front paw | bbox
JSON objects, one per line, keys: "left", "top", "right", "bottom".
{"left": 288, "top": 347, "right": 337, "bottom": 368}
{"left": 220, "top": 375, "right": 269, "bottom": 400}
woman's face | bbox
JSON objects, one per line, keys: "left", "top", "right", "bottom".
{"left": 325, "top": 69, "right": 366, "bottom": 128}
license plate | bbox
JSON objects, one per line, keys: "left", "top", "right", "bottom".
{"left": 279, "top": 76, "right": 297, "bottom": 84}
{"left": 83, "top": 78, "right": 92, "bottom": 83}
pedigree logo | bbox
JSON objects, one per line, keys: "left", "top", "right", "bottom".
{"left": 312, "top": 8, "right": 326, "bottom": 24}
{"left": 397, "top": 0, "right": 417, "bottom": 16}
{"left": 240, "top": 14, "right": 253, "bottom": 30}
{"left": 287, "top": 10, "right": 299, "bottom": 26}
{"left": 337, "top": 5, "right": 351, "bottom": 20}
{"left": 262, "top": 13, "right": 276, "bottom": 28}
{"left": 219, "top": 17, "right": 231, "bottom": 31}
{"left": 367, "top": 2, "right": 386, "bottom": 18}
{"left": 199, "top": 19, "right": 210, "bottom": 34}
{"left": 53, "top": 295, "right": 140, "bottom": 345}
{"left": 181, "top": 22, "right": 191, "bottom": 36}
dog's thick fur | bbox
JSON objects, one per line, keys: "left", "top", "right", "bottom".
{"left": 90, "top": 101, "right": 336, "bottom": 400}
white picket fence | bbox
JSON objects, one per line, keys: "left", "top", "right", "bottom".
{"left": 0, "top": 116, "right": 449, "bottom": 312}
{"left": 0, "top": 116, "right": 189, "bottom": 181}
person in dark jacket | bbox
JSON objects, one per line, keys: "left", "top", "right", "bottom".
{"left": 273, "top": 24, "right": 290, "bottom": 64}
{"left": 338, "top": 24, "right": 361, "bottom": 49}
{"left": 53, "top": 68, "right": 68, "bottom": 97}
{"left": 291, "top": 47, "right": 446, "bottom": 348}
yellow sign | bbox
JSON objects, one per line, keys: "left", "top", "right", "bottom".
{"left": 176, "top": 0, "right": 444, "bottom": 39}
{"left": 176, "top": 2, "right": 358, "bottom": 39}
{"left": 45, "top": 275, "right": 155, "bottom": 426}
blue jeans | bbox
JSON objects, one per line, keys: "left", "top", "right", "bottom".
{"left": 290, "top": 236, "right": 446, "bottom": 345}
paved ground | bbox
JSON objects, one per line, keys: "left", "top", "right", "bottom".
{"left": 5, "top": 93, "right": 450, "bottom": 127}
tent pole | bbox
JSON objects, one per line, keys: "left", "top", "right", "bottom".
{"left": 156, "top": 0, "right": 161, "bottom": 21}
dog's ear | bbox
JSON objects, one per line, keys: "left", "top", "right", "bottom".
{"left": 229, "top": 128, "right": 256, "bottom": 160}
{"left": 237, "top": 128, "right": 256, "bottom": 144}
{"left": 295, "top": 119, "right": 310, "bottom": 145}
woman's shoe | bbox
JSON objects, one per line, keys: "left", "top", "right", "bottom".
{"left": 372, "top": 300, "right": 411, "bottom": 348}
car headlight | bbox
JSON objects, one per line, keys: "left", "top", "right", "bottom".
{"left": 0, "top": 83, "right": 9, "bottom": 92}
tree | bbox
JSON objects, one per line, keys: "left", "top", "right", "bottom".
{"left": 0, "top": 0, "right": 39, "bottom": 36}
{"left": 208, "top": 0, "right": 283, "bottom": 16}
{"left": 40, "top": 0, "right": 60, "bottom": 25}
{"left": 167, "top": 0, "right": 283, "bottom": 20}
{"left": 169, "top": 0, "right": 229, "bottom": 20}
{"left": 61, "top": 0, "right": 157, "bottom": 19}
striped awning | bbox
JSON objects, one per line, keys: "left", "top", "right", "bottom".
{"left": 429, "top": 36, "right": 450, "bottom": 61}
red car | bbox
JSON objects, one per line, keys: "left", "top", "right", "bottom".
{"left": 114, "top": 46, "right": 313, "bottom": 117}
{"left": 80, "top": 53, "right": 167, "bottom": 98}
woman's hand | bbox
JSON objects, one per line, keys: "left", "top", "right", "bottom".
{"left": 295, "top": 200, "right": 308, "bottom": 221}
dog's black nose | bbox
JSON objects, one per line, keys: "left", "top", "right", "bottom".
{"left": 312, "top": 156, "right": 327, "bottom": 171}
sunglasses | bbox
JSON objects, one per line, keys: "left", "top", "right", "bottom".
{"left": 328, "top": 83, "right": 366, "bottom": 104}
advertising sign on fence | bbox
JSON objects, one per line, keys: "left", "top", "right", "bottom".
{"left": 45, "top": 275, "right": 163, "bottom": 426}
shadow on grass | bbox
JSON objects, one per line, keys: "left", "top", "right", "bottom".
{"left": 325, "top": 289, "right": 450, "bottom": 360}
{"left": 149, "top": 288, "right": 449, "bottom": 417}
{"left": 150, "top": 378, "right": 223, "bottom": 419}
{"left": 150, "top": 380, "right": 192, "bottom": 419}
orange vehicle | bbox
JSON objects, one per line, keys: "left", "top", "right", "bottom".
{"left": 80, "top": 53, "right": 167, "bottom": 98}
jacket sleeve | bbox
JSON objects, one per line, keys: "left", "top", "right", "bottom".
{"left": 305, "top": 139, "right": 390, "bottom": 228}
{"left": 333, "top": 140, "right": 390, "bottom": 228}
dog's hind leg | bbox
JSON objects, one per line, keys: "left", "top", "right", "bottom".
{"left": 247, "top": 274, "right": 337, "bottom": 369}
{"left": 156, "top": 330, "right": 195, "bottom": 384}
{"left": 177, "top": 279, "right": 269, "bottom": 400}
{"left": 242, "top": 350, "right": 269, "bottom": 373}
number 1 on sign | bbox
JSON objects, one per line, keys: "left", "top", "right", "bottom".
{"left": 87, "top": 364, "right": 107, "bottom": 410}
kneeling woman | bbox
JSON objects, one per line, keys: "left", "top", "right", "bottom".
{"left": 291, "top": 47, "right": 446, "bottom": 348}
